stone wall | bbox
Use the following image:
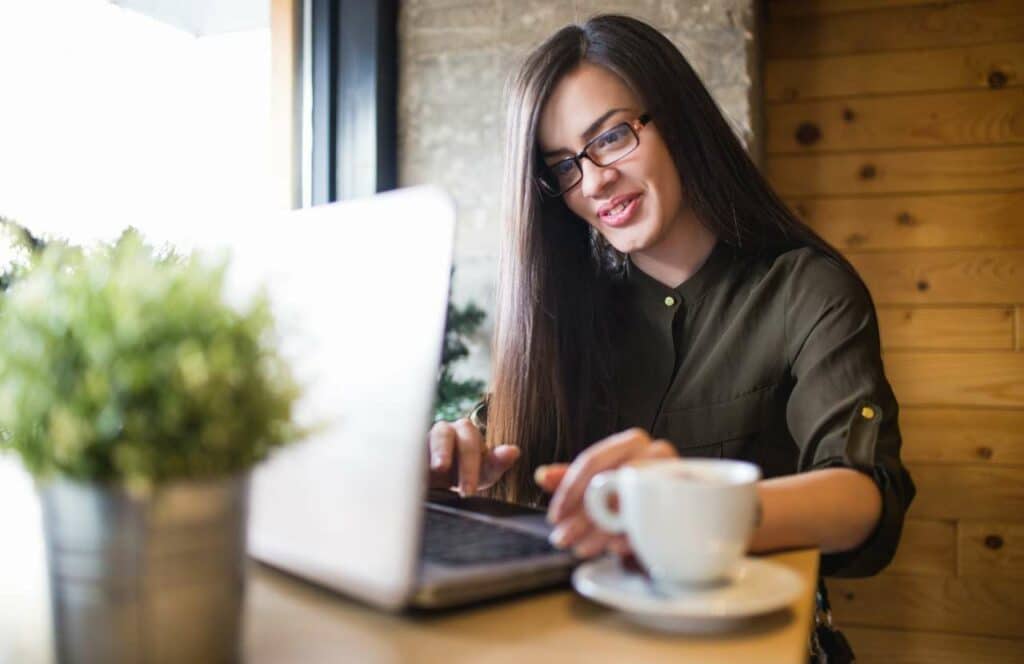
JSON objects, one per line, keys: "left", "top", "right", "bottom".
{"left": 398, "top": 0, "right": 759, "bottom": 384}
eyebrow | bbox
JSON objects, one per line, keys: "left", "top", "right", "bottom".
{"left": 541, "top": 107, "right": 630, "bottom": 159}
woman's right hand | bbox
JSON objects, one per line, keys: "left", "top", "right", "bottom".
{"left": 427, "top": 418, "right": 520, "bottom": 496}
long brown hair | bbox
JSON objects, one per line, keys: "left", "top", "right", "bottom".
{"left": 488, "top": 15, "right": 855, "bottom": 504}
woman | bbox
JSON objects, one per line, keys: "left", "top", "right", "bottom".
{"left": 428, "top": 14, "right": 914, "bottom": 579}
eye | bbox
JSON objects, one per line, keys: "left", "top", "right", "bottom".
{"left": 550, "top": 159, "right": 576, "bottom": 176}
{"left": 595, "top": 125, "right": 629, "bottom": 149}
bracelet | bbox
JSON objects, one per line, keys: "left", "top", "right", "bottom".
{"left": 468, "top": 398, "right": 488, "bottom": 437}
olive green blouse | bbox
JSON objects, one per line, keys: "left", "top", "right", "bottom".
{"left": 614, "top": 241, "right": 915, "bottom": 578}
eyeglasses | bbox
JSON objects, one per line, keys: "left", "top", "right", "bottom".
{"left": 537, "top": 113, "right": 651, "bottom": 197}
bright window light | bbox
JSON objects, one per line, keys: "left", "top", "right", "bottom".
{"left": 0, "top": 0, "right": 271, "bottom": 247}
{"left": 0, "top": 3, "right": 271, "bottom": 659}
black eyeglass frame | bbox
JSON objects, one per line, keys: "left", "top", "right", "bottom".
{"left": 536, "top": 113, "right": 652, "bottom": 197}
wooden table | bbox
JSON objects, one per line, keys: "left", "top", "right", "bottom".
{"left": 0, "top": 458, "right": 818, "bottom": 664}
{"left": 244, "top": 549, "right": 819, "bottom": 664}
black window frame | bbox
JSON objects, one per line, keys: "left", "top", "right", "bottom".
{"left": 309, "top": 0, "right": 397, "bottom": 204}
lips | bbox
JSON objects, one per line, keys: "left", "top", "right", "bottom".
{"left": 598, "top": 193, "right": 642, "bottom": 227}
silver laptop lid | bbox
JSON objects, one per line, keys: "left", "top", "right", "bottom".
{"left": 239, "top": 187, "right": 455, "bottom": 610}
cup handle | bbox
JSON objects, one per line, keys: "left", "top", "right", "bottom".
{"left": 584, "top": 471, "right": 625, "bottom": 534}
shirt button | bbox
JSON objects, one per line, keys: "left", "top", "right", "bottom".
{"left": 663, "top": 296, "right": 676, "bottom": 307}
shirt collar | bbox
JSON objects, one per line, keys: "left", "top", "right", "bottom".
{"left": 625, "top": 239, "right": 736, "bottom": 308}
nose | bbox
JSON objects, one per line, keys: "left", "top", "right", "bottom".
{"left": 578, "top": 158, "right": 618, "bottom": 198}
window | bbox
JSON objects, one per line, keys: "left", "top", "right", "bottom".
{"left": 0, "top": 0, "right": 272, "bottom": 248}
{"left": 0, "top": 3, "right": 272, "bottom": 654}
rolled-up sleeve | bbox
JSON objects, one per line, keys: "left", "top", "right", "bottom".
{"left": 784, "top": 255, "right": 916, "bottom": 578}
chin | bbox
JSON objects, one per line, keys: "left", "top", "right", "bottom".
{"left": 599, "top": 234, "right": 633, "bottom": 255}
{"left": 598, "top": 215, "right": 660, "bottom": 253}
{"left": 602, "top": 230, "right": 651, "bottom": 256}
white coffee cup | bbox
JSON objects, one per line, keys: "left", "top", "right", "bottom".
{"left": 584, "top": 458, "right": 761, "bottom": 590}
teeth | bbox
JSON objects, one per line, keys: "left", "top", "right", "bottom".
{"left": 606, "top": 199, "right": 630, "bottom": 216}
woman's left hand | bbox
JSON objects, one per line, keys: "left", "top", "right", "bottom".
{"left": 535, "top": 428, "right": 677, "bottom": 558}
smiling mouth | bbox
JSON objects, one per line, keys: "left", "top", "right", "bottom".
{"left": 598, "top": 193, "right": 642, "bottom": 226}
{"left": 605, "top": 199, "right": 631, "bottom": 215}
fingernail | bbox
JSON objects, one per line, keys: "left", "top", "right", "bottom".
{"left": 548, "top": 527, "right": 567, "bottom": 548}
{"left": 534, "top": 465, "right": 549, "bottom": 485}
{"left": 430, "top": 453, "right": 440, "bottom": 469}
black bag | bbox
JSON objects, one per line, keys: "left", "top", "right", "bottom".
{"left": 809, "top": 579, "right": 856, "bottom": 664}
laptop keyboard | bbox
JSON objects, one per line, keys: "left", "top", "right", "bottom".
{"left": 421, "top": 509, "right": 558, "bottom": 566}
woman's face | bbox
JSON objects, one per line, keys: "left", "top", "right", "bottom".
{"left": 537, "top": 63, "right": 687, "bottom": 256}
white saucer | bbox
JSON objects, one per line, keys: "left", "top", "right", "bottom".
{"left": 572, "top": 556, "right": 805, "bottom": 634}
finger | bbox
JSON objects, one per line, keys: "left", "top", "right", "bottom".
{"left": 427, "top": 423, "right": 457, "bottom": 487}
{"left": 547, "top": 512, "right": 591, "bottom": 550}
{"left": 533, "top": 463, "right": 569, "bottom": 494}
{"left": 548, "top": 428, "right": 650, "bottom": 522}
{"left": 543, "top": 439, "right": 670, "bottom": 521}
{"left": 645, "top": 440, "right": 677, "bottom": 460}
{"left": 480, "top": 444, "right": 520, "bottom": 489}
{"left": 572, "top": 529, "right": 613, "bottom": 559}
{"left": 535, "top": 438, "right": 668, "bottom": 493}
{"left": 607, "top": 535, "right": 632, "bottom": 556}
{"left": 452, "top": 418, "right": 484, "bottom": 495}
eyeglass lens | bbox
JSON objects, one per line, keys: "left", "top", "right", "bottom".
{"left": 541, "top": 123, "right": 639, "bottom": 195}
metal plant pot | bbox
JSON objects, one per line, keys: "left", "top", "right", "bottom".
{"left": 38, "top": 474, "right": 249, "bottom": 664}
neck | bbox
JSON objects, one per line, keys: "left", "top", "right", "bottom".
{"left": 630, "top": 209, "right": 717, "bottom": 287}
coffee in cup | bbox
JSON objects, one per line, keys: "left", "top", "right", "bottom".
{"left": 584, "top": 458, "right": 761, "bottom": 591}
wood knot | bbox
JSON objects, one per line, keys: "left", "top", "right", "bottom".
{"left": 916, "top": 280, "right": 930, "bottom": 292}
{"left": 859, "top": 164, "right": 877, "bottom": 180}
{"left": 795, "top": 122, "right": 821, "bottom": 146}
{"left": 897, "top": 212, "right": 915, "bottom": 226}
{"left": 782, "top": 87, "right": 799, "bottom": 101}
{"left": 988, "top": 70, "right": 1008, "bottom": 89}
{"left": 844, "top": 592, "right": 855, "bottom": 601}
{"left": 846, "top": 233, "right": 866, "bottom": 247}
{"left": 976, "top": 446, "right": 993, "bottom": 460}
{"left": 794, "top": 203, "right": 809, "bottom": 218}
{"left": 984, "top": 534, "right": 1004, "bottom": 550}
{"left": 842, "top": 108, "right": 856, "bottom": 123}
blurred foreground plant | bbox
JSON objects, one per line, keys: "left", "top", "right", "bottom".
{"left": 0, "top": 216, "right": 46, "bottom": 294}
{"left": 0, "top": 229, "right": 302, "bottom": 492}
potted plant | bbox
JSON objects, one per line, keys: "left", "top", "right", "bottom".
{"left": 0, "top": 229, "right": 301, "bottom": 663}
{"left": 0, "top": 216, "right": 46, "bottom": 293}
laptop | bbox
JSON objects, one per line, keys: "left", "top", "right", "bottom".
{"left": 230, "top": 186, "right": 574, "bottom": 610}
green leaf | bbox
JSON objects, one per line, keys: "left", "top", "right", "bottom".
{"left": 0, "top": 228, "right": 303, "bottom": 485}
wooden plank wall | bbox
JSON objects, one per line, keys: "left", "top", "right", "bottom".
{"left": 765, "top": 1, "right": 1024, "bottom": 661}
